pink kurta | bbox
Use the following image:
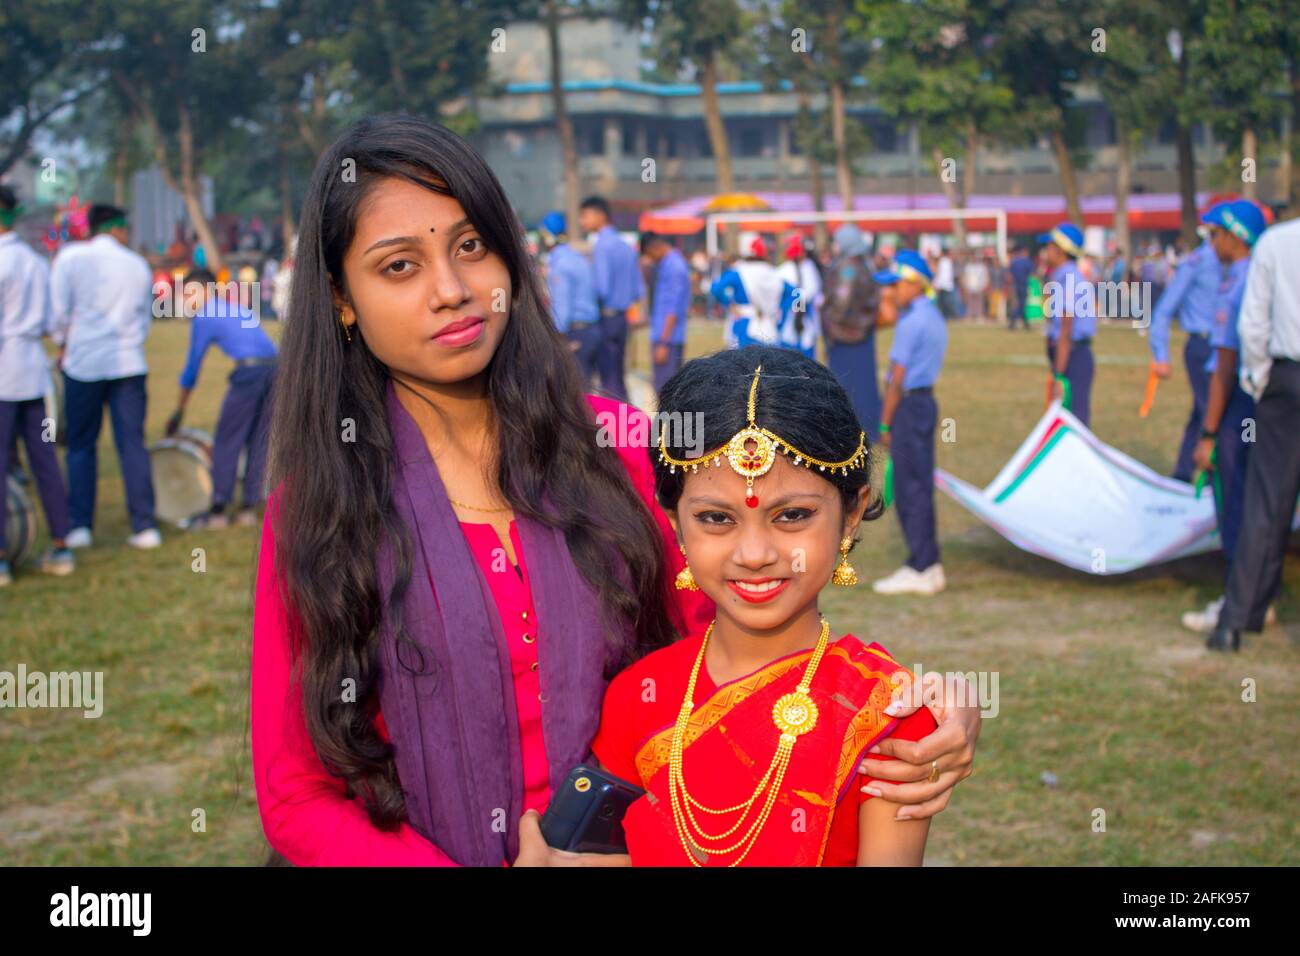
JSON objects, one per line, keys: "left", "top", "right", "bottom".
{"left": 251, "top": 395, "right": 713, "bottom": 866}
{"left": 458, "top": 519, "right": 551, "bottom": 813}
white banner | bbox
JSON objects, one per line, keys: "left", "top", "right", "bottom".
{"left": 936, "top": 404, "right": 1224, "bottom": 575}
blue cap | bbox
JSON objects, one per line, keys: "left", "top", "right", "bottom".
{"left": 833, "top": 223, "right": 868, "bottom": 259}
{"left": 1202, "top": 199, "right": 1266, "bottom": 246}
{"left": 539, "top": 211, "right": 566, "bottom": 240}
{"left": 1036, "top": 222, "right": 1085, "bottom": 257}
{"left": 873, "top": 249, "right": 933, "bottom": 286}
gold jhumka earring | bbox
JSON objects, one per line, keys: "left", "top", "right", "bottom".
{"left": 675, "top": 543, "right": 699, "bottom": 592}
{"left": 832, "top": 536, "right": 858, "bottom": 587}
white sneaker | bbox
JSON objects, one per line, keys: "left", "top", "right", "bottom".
{"left": 126, "top": 528, "right": 162, "bottom": 549}
{"left": 873, "top": 563, "right": 946, "bottom": 596}
{"left": 1181, "top": 595, "right": 1225, "bottom": 634}
{"left": 1181, "top": 594, "right": 1277, "bottom": 632}
{"left": 65, "top": 527, "right": 93, "bottom": 549}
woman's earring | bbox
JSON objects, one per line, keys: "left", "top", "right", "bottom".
{"left": 832, "top": 535, "right": 858, "bottom": 587}
{"left": 674, "top": 543, "right": 699, "bottom": 592}
{"left": 340, "top": 309, "right": 353, "bottom": 342}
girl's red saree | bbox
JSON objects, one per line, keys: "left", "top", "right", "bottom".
{"left": 593, "top": 632, "right": 937, "bottom": 866}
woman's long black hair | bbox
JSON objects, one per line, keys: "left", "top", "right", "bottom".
{"left": 266, "top": 114, "right": 677, "bottom": 831}
{"left": 653, "top": 345, "right": 885, "bottom": 527}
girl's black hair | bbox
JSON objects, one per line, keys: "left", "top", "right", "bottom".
{"left": 653, "top": 345, "right": 884, "bottom": 524}
{"left": 266, "top": 113, "right": 676, "bottom": 832}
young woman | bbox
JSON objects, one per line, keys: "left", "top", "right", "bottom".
{"left": 590, "top": 346, "right": 935, "bottom": 866}
{"left": 251, "top": 114, "right": 980, "bottom": 867}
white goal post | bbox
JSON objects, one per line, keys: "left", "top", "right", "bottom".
{"left": 704, "top": 208, "right": 1009, "bottom": 263}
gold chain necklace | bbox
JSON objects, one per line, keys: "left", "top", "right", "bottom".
{"left": 668, "top": 616, "right": 831, "bottom": 866}
{"left": 447, "top": 497, "right": 512, "bottom": 513}
{"left": 390, "top": 376, "right": 511, "bottom": 515}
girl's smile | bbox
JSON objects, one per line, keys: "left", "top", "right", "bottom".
{"left": 727, "top": 576, "right": 791, "bottom": 603}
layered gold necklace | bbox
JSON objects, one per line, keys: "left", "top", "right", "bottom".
{"left": 668, "top": 616, "right": 831, "bottom": 866}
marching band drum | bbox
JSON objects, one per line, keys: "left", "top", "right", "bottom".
{"left": 5, "top": 476, "right": 37, "bottom": 567}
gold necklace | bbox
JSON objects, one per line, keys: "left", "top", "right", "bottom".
{"left": 448, "top": 497, "right": 512, "bottom": 513}
{"left": 668, "top": 616, "right": 831, "bottom": 866}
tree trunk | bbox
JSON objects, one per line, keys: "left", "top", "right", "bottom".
{"left": 1241, "top": 124, "right": 1258, "bottom": 201}
{"left": 1289, "top": 60, "right": 1300, "bottom": 218}
{"left": 1050, "top": 125, "right": 1083, "bottom": 225}
{"left": 962, "top": 119, "right": 978, "bottom": 215}
{"left": 280, "top": 157, "right": 295, "bottom": 254}
{"left": 176, "top": 99, "right": 224, "bottom": 273}
{"left": 699, "top": 50, "right": 734, "bottom": 194}
{"left": 1174, "top": 56, "right": 1199, "bottom": 246}
{"left": 113, "top": 141, "right": 129, "bottom": 208}
{"left": 546, "top": 0, "right": 581, "bottom": 237}
{"left": 798, "top": 92, "right": 829, "bottom": 253}
{"left": 829, "top": 79, "right": 853, "bottom": 213}
{"left": 933, "top": 145, "right": 968, "bottom": 249}
{"left": 1114, "top": 122, "right": 1132, "bottom": 266}
{"left": 699, "top": 48, "right": 734, "bottom": 252}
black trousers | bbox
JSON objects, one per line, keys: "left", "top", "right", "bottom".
{"left": 1173, "top": 334, "right": 1212, "bottom": 483}
{"left": 893, "top": 390, "right": 940, "bottom": 571}
{"left": 1221, "top": 359, "right": 1300, "bottom": 631}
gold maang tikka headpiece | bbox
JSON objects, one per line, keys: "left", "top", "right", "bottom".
{"left": 657, "top": 365, "right": 867, "bottom": 508}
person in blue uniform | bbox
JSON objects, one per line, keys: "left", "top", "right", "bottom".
{"left": 1038, "top": 222, "right": 1097, "bottom": 427}
{"left": 872, "top": 250, "right": 948, "bottom": 597}
{"left": 1186, "top": 200, "right": 1274, "bottom": 643}
{"left": 0, "top": 186, "right": 74, "bottom": 585}
{"left": 578, "top": 196, "right": 643, "bottom": 401}
{"left": 710, "top": 234, "right": 801, "bottom": 352}
{"left": 539, "top": 211, "right": 601, "bottom": 388}
{"left": 165, "top": 268, "right": 278, "bottom": 529}
{"left": 1149, "top": 215, "right": 1224, "bottom": 482}
{"left": 640, "top": 232, "right": 690, "bottom": 391}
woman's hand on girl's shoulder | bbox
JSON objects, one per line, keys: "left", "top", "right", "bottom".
{"left": 856, "top": 669, "right": 981, "bottom": 821}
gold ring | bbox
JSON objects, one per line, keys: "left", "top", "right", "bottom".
{"left": 927, "top": 760, "right": 940, "bottom": 784}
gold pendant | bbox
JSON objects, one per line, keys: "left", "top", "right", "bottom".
{"left": 771, "top": 690, "right": 819, "bottom": 736}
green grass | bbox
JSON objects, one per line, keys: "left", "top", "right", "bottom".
{"left": 1, "top": 316, "right": 1296, "bottom": 865}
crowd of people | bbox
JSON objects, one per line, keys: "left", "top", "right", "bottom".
{"left": 0, "top": 188, "right": 279, "bottom": 586}
{"left": 535, "top": 198, "right": 1299, "bottom": 631}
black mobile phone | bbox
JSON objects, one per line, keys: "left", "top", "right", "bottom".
{"left": 539, "top": 763, "right": 644, "bottom": 854}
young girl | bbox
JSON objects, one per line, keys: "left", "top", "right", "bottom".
{"left": 592, "top": 346, "right": 937, "bottom": 866}
{"left": 252, "top": 115, "right": 978, "bottom": 867}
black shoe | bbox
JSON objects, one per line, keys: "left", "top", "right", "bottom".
{"left": 1205, "top": 627, "right": 1242, "bottom": 653}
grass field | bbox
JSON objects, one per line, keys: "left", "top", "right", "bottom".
{"left": 1, "top": 315, "right": 1296, "bottom": 866}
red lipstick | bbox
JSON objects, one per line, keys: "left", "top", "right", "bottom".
{"left": 726, "top": 577, "right": 790, "bottom": 604}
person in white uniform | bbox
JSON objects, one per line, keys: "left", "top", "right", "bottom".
{"left": 0, "top": 186, "right": 75, "bottom": 585}
{"left": 49, "top": 203, "right": 160, "bottom": 550}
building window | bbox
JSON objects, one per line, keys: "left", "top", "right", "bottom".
{"left": 737, "top": 126, "right": 763, "bottom": 157}
{"left": 576, "top": 121, "right": 604, "bottom": 157}
{"left": 622, "top": 119, "right": 637, "bottom": 156}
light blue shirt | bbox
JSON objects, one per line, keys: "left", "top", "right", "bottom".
{"left": 889, "top": 294, "right": 947, "bottom": 390}
{"left": 546, "top": 243, "right": 598, "bottom": 334}
{"left": 590, "top": 225, "right": 644, "bottom": 313}
{"left": 1149, "top": 241, "right": 1221, "bottom": 363}
{"left": 179, "top": 299, "right": 277, "bottom": 389}
{"left": 1044, "top": 260, "right": 1097, "bottom": 343}
{"left": 1207, "top": 255, "right": 1252, "bottom": 368}
{"left": 650, "top": 248, "right": 690, "bottom": 345}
